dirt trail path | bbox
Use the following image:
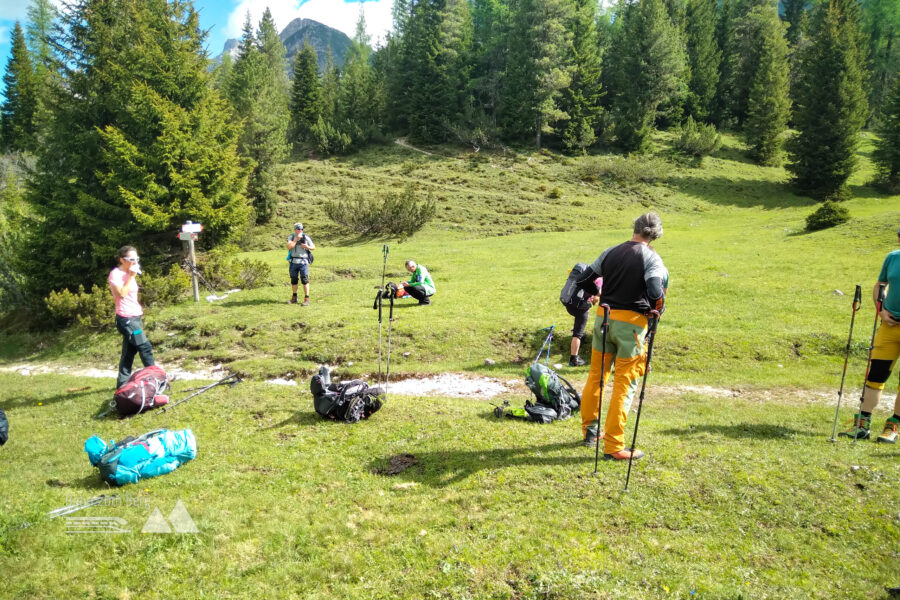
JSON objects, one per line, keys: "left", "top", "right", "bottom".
{"left": 394, "top": 137, "right": 434, "bottom": 156}
{"left": 1, "top": 361, "right": 881, "bottom": 408}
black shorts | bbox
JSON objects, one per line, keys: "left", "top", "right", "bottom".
{"left": 564, "top": 303, "right": 590, "bottom": 339}
{"left": 289, "top": 262, "right": 309, "bottom": 285}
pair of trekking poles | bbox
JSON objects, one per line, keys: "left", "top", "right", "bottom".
{"left": 374, "top": 245, "right": 393, "bottom": 397}
{"left": 591, "top": 304, "right": 662, "bottom": 492}
{"left": 829, "top": 283, "right": 887, "bottom": 442}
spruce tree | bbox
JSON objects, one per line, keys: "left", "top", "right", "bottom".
{"left": 789, "top": 0, "right": 869, "bottom": 200}
{"left": 26, "top": 0, "right": 59, "bottom": 139}
{"left": 469, "top": 0, "right": 509, "bottom": 130}
{"left": 782, "top": 0, "right": 807, "bottom": 47}
{"left": 684, "top": 0, "right": 720, "bottom": 122}
{"left": 559, "top": 0, "right": 603, "bottom": 151}
{"left": 22, "top": 0, "right": 249, "bottom": 298}
{"left": 290, "top": 42, "right": 322, "bottom": 144}
{"left": 228, "top": 10, "right": 290, "bottom": 222}
{"left": 0, "top": 23, "right": 39, "bottom": 153}
{"left": 340, "top": 8, "right": 383, "bottom": 145}
{"left": 609, "top": 0, "right": 686, "bottom": 152}
{"left": 743, "top": 6, "right": 791, "bottom": 165}
{"left": 501, "top": 0, "right": 574, "bottom": 147}
{"left": 862, "top": 0, "right": 900, "bottom": 122}
{"left": 872, "top": 75, "right": 900, "bottom": 192}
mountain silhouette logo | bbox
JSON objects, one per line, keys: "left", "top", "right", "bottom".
{"left": 141, "top": 500, "right": 198, "bottom": 534}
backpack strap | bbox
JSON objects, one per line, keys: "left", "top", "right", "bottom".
{"left": 556, "top": 373, "right": 581, "bottom": 404}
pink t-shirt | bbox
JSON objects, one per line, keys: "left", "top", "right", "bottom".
{"left": 108, "top": 267, "right": 142, "bottom": 317}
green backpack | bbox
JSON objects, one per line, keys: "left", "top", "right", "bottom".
{"left": 494, "top": 363, "right": 581, "bottom": 423}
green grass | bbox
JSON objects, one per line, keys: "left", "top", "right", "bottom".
{"left": 1, "top": 373, "right": 897, "bottom": 599}
{"left": 1, "top": 132, "right": 899, "bottom": 598}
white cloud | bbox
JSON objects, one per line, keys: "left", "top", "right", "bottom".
{"left": 226, "top": 0, "right": 393, "bottom": 47}
{"left": 0, "top": 25, "right": 9, "bottom": 46}
{"left": 0, "top": 0, "right": 63, "bottom": 25}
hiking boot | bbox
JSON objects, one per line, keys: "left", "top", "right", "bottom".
{"left": 581, "top": 430, "right": 605, "bottom": 447}
{"left": 289, "top": 294, "right": 297, "bottom": 304}
{"left": 603, "top": 448, "right": 645, "bottom": 461}
{"left": 418, "top": 297, "right": 431, "bottom": 305}
{"left": 568, "top": 355, "right": 586, "bottom": 367}
{"left": 876, "top": 417, "right": 900, "bottom": 444}
{"left": 301, "top": 297, "right": 310, "bottom": 306}
{"left": 839, "top": 413, "right": 871, "bottom": 440}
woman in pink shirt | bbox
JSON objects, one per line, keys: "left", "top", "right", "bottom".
{"left": 108, "top": 246, "right": 155, "bottom": 389}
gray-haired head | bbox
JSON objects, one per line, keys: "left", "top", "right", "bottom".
{"left": 633, "top": 212, "right": 663, "bottom": 241}
{"left": 405, "top": 259, "right": 417, "bottom": 270}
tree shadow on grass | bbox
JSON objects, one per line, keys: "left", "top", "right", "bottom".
{"left": 667, "top": 174, "right": 819, "bottom": 210}
{"left": 218, "top": 298, "right": 289, "bottom": 308}
{"left": 0, "top": 387, "right": 104, "bottom": 411}
{"left": 368, "top": 441, "right": 591, "bottom": 488}
{"left": 657, "top": 423, "right": 817, "bottom": 440}
{"left": 264, "top": 410, "right": 324, "bottom": 430}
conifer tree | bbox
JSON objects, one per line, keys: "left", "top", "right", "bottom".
{"left": 469, "top": 0, "right": 509, "bottom": 129}
{"left": 861, "top": 0, "right": 900, "bottom": 122}
{"left": 501, "top": 0, "right": 574, "bottom": 147}
{"left": 684, "top": 0, "right": 720, "bottom": 122}
{"left": 782, "top": 0, "right": 807, "bottom": 47}
{"left": 559, "top": 0, "right": 603, "bottom": 151}
{"left": 872, "top": 75, "right": 900, "bottom": 192}
{"left": 340, "top": 8, "right": 382, "bottom": 144}
{"left": 26, "top": 0, "right": 59, "bottom": 139}
{"left": 228, "top": 10, "right": 290, "bottom": 222}
{"left": 290, "top": 42, "right": 322, "bottom": 144}
{"left": 23, "top": 0, "right": 249, "bottom": 297}
{"left": 789, "top": 0, "right": 869, "bottom": 200}
{"left": 0, "top": 23, "right": 38, "bottom": 153}
{"left": 743, "top": 6, "right": 791, "bottom": 165}
{"left": 608, "top": 0, "right": 685, "bottom": 152}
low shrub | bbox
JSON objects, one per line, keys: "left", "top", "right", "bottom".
{"left": 805, "top": 200, "right": 850, "bottom": 232}
{"left": 140, "top": 266, "right": 191, "bottom": 307}
{"left": 196, "top": 251, "right": 271, "bottom": 290}
{"left": 324, "top": 184, "right": 437, "bottom": 240}
{"left": 674, "top": 117, "right": 722, "bottom": 157}
{"left": 579, "top": 155, "right": 669, "bottom": 184}
{"left": 44, "top": 284, "right": 113, "bottom": 330}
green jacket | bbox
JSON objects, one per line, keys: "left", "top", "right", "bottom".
{"left": 408, "top": 264, "right": 435, "bottom": 295}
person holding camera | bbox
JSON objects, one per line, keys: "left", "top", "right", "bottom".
{"left": 287, "top": 222, "right": 315, "bottom": 306}
{"left": 398, "top": 260, "right": 435, "bottom": 305}
{"left": 108, "top": 245, "right": 155, "bottom": 389}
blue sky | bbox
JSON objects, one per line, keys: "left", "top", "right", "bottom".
{"left": 0, "top": 0, "right": 393, "bottom": 98}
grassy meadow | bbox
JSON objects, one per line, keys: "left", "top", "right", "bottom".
{"left": 1, "top": 132, "right": 899, "bottom": 598}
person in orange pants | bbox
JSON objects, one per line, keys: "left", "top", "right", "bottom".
{"left": 574, "top": 212, "right": 668, "bottom": 460}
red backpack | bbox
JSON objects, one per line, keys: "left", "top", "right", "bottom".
{"left": 113, "top": 366, "right": 170, "bottom": 416}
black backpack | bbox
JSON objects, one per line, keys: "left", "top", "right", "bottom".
{"left": 0, "top": 407, "right": 8, "bottom": 446}
{"left": 560, "top": 262, "right": 593, "bottom": 311}
{"left": 310, "top": 366, "right": 383, "bottom": 423}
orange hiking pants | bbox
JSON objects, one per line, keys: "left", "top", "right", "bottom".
{"left": 581, "top": 310, "right": 648, "bottom": 455}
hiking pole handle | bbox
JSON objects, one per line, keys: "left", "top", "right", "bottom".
{"left": 876, "top": 283, "right": 886, "bottom": 310}
{"left": 853, "top": 284, "right": 862, "bottom": 311}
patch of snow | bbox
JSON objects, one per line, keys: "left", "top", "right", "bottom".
{"left": 267, "top": 378, "right": 297, "bottom": 386}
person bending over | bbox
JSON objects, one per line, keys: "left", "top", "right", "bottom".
{"left": 398, "top": 260, "right": 435, "bottom": 305}
{"left": 576, "top": 212, "right": 669, "bottom": 461}
{"left": 108, "top": 246, "right": 155, "bottom": 389}
{"left": 841, "top": 226, "right": 900, "bottom": 443}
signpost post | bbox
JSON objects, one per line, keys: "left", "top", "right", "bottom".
{"left": 180, "top": 221, "right": 203, "bottom": 302}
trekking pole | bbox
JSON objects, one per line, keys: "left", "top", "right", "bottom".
{"left": 535, "top": 325, "right": 555, "bottom": 365}
{"left": 853, "top": 284, "right": 886, "bottom": 443}
{"left": 374, "top": 287, "right": 384, "bottom": 386}
{"left": 381, "top": 244, "right": 389, "bottom": 289}
{"left": 158, "top": 374, "right": 241, "bottom": 414}
{"left": 385, "top": 292, "right": 395, "bottom": 398}
{"left": 593, "top": 304, "right": 611, "bottom": 475}
{"left": 830, "top": 285, "right": 862, "bottom": 442}
{"left": 624, "top": 310, "right": 660, "bottom": 492}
